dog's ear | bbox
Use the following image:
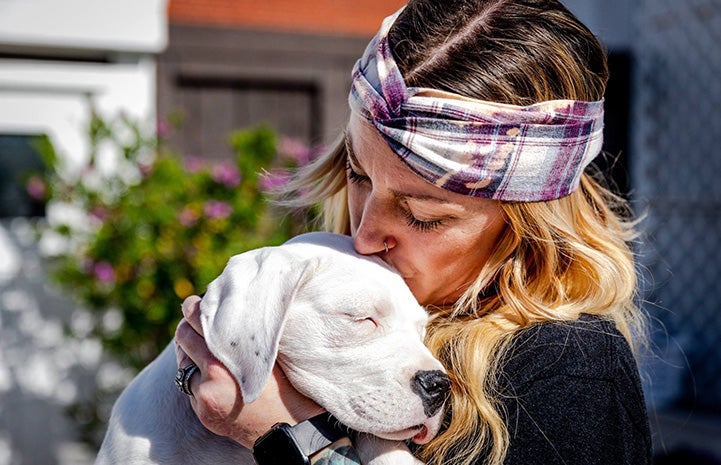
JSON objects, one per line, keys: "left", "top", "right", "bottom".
{"left": 199, "top": 246, "right": 313, "bottom": 403}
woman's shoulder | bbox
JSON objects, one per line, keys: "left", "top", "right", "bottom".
{"left": 499, "top": 314, "right": 639, "bottom": 388}
{"left": 496, "top": 314, "right": 652, "bottom": 464}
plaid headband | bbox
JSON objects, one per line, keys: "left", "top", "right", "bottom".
{"left": 348, "top": 9, "right": 605, "bottom": 202}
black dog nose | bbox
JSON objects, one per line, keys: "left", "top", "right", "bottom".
{"left": 411, "top": 370, "right": 451, "bottom": 417}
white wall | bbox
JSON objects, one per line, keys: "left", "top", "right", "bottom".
{"left": 0, "top": 0, "right": 166, "bottom": 53}
{"left": 0, "top": 0, "right": 167, "bottom": 173}
{"left": 0, "top": 58, "right": 158, "bottom": 175}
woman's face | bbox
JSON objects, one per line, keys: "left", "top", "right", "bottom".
{"left": 346, "top": 114, "right": 507, "bottom": 307}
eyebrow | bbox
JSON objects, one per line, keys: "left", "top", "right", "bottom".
{"left": 344, "top": 132, "right": 451, "bottom": 204}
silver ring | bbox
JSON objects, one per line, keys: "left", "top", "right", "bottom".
{"left": 383, "top": 241, "right": 389, "bottom": 254}
{"left": 175, "top": 363, "right": 199, "bottom": 396}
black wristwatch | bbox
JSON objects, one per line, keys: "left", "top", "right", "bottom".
{"left": 252, "top": 413, "right": 350, "bottom": 465}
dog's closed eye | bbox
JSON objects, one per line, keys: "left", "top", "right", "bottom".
{"left": 356, "top": 316, "right": 378, "bottom": 328}
{"left": 341, "top": 313, "right": 379, "bottom": 333}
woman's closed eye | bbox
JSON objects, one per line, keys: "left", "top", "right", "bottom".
{"left": 346, "top": 158, "right": 370, "bottom": 184}
{"left": 403, "top": 209, "right": 443, "bottom": 232}
{"left": 344, "top": 139, "right": 453, "bottom": 233}
{"left": 346, "top": 158, "right": 448, "bottom": 233}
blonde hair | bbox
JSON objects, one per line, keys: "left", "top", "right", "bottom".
{"left": 418, "top": 174, "right": 645, "bottom": 464}
{"left": 274, "top": 1, "right": 646, "bottom": 464}
{"left": 275, "top": 149, "right": 644, "bottom": 465}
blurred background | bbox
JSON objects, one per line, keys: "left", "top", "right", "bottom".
{"left": 0, "top": 0, "right": 719, "bottom": 463}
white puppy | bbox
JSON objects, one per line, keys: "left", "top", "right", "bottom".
{"left": 96, "top": 232, "right": 449, "bottom": 465}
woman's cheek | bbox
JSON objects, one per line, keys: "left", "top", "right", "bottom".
{"left": 346, "top": 186, "right": 365, "bottom": 235}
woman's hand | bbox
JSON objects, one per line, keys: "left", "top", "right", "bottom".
{"left": 174, "top": 295, "right": 324, "bottom": 448}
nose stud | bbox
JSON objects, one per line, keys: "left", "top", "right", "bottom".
{"left": 383, "top": 241, "right": 389, "bottom": 254}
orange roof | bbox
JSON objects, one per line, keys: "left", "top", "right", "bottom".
{"left": 168, "top": 0, "right": 407, "bottom": 36}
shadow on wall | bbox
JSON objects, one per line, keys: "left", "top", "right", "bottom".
{"left": 0, "top": 218, "right": 103, "bottom": 465}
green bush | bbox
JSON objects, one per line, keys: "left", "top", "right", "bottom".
{"left": 30, "top": 111, "right": 319, "bottom": 445}
{"left": 33, "top": 110, "right": 319, "bottom": 366}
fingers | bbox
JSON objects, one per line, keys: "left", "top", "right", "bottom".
{"left": 174, "top": 326, "right": 199, "bottom": 372}
{"left": 174, "top": 319, "right": 205, "bottom": 398}
{"left": 181, "top": 295, "right": 203, "bottom": 335}
{"left": 176, "top": 295, "right": 209, "bottom": 397}
{"left": 175, "top": 318, "right": 212, "bottom": 369}
{"left": 174, "top": 339, "right": 192, "bottom": 370}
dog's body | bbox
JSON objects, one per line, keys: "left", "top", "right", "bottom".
{"left": 96, "top": 232, "right": 447, "bottom": 465}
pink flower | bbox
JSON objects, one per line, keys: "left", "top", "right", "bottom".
{"left": 183, "top": 156, "right": 206, "bottom": 174}
{"left": 258, "top": 171, "right": 291, "bottom": 192}
{"left": 211, "top": 162, "right": 241, "bottom": 188}
{"left": 203, "top": 200, "right": 232, "bottom": 219}
{"left": 278, "top": 137, "right": 314, "bottom": 165}
{"left": 139, "top": 162, "right": 154, "bottom": 178}
{"left": 26, "top": 175, "right": 47, "bottom": 200}
{"left": 156, "top": 118, "right": 171, "bottom": 139}
{"left": 178, "top": 206, "right": 200, "bottom": 227}
{"left": 89, "top": 206, "right": 109, "bottom": 221}
{"left": 93, "top": 261, "right": 116, "bottom": 284}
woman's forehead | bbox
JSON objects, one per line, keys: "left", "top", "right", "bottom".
{"left": 346, "top": 114, "right": 387, "bottom": 154}
{"left": 346, "top": 114, "right": 502, "bottom": 213}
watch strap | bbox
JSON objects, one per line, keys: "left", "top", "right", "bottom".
{"left": 291, "top": 412, "right": 350, "bottom": 457}
{"left": 309, "top": 437, "right": 362, "bottom": 464}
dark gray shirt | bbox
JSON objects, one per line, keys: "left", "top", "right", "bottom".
{"left": 494, "top": 315, "right": 652, "bottom": 464}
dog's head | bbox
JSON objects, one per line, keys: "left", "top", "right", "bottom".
{"left": 199, "top": 232, "right": 449, "bottom": 444}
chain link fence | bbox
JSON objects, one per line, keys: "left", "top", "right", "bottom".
{"left": 632, "top": 0, "right": 721, "bottom": 414}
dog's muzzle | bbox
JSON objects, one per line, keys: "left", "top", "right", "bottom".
{"left": 411, "top": 370, "right": 451, "bottom": 417}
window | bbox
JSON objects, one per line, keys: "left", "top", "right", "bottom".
{"left": 0, "top": 134, "right": 48, "bottom": 218}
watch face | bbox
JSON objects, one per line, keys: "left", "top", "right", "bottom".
{"left": 254, "top": 424, "right": 310, "bottom": 465}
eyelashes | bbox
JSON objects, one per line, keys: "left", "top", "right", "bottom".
{"left": 402, "top": 210, "right": 443, "bottom": 232}
{"left": 345, "top": 159, "right": 443, "bottom": 233}
{"left": 346, "top": 159, "right": 369, "bottom": 184}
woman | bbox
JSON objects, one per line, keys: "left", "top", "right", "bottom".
{"left": 174, "top": 0, "right": 652, "bottom": 463}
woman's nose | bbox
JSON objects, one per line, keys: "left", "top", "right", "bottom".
{"left": 353, "top": 194, "right": 395, "bottom": 256}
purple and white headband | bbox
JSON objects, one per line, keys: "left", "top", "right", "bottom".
{"left": 348, "top": 9, "right": 605, "bottom": 202}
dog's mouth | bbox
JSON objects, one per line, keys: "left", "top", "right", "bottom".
{"left": 379, "top": 422, "right": 434, "bottom": 445}
{"left": 336, "top": 387, "right": 447, "bottom": 445}
{"left": 411, "top": 425, "right": 432, "bottom": 444}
